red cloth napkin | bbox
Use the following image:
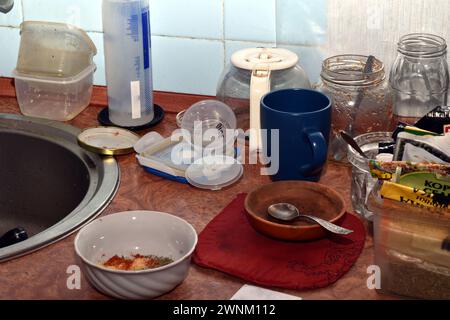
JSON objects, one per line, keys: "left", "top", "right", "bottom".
{"left": 193, "top": 193, "right": 366, "bottom": 290}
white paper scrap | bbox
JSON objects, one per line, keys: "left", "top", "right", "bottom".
{"left": 230, "top": 285, "right": 302, "bottom": 300}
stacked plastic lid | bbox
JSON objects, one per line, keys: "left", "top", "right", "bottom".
{"left": 181, "top": 100, "right": 242, "bottom": 190}
{"left": 185, "top": 155, "right": 243, "bottom": 191}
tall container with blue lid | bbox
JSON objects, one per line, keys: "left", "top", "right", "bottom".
{"left": 102, "top": 0, "right": 154, "bottom": 127}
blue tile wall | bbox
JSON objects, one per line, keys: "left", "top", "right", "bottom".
{"left": 0, "top": 0, "right": 22, "bottom": 27}
{"left": 22, "top": 0, "right": 103, "bottom": 31}
{"left": 0, "top": 27, "right": 20, "bottom": 76}
{"left": 224, "top": 0, "right": 276, "bottom": 42}
{"left": 149, "top": 0, "right": 223, "bottom": 39}
{"left": 276, "top": 0, "right": 327, "bottom": 46}
{"left": 0, "top": 0, "right": 326, "bottom": 95}
{"left": 282, "top": 44, "right": 326, "bottom": 84}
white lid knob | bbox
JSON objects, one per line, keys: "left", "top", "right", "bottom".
{"left": 231, "top": 48, "right": 298, "bottom": 71}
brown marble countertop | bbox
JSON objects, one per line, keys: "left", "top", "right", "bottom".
{"left": 0, "top": 88, "right": 396, "bottom": 300}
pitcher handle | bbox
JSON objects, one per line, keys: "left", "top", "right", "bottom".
{"left": 250, "top": 66, "right": 271, "bottom": 152}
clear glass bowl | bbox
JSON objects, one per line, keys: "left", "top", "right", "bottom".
{"left": 347, "top": 132, "right": 394, "bottom": 221}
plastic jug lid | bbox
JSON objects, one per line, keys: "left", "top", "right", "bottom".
{"left": 19, "top": 21, "right": 97, "bottom": 55}
{"left": 16, "top": 21, "right": 97, "bottom": 78}
{"left": 231, "top": 48, "right": 298, "bottom": 71}
{"left": 185, "top": 155, "right": 243, "bottom": 190}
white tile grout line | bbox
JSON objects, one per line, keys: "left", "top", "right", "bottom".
{"left": 0, "top": 26, "right": 314, "bottom": 48}
{"left": 273, "top": 0, "right": 277, "bottom": 45}
{"left": 1, "top": 0, "right": 314, "bottom": 48}
{"left": 221, "top": 0, "right": 226, "bottom": 69}
{"left": 0, "top": 23, "right": 278, "bottom": 45}
{"left": 0, "top": 23, "right": 319, "bottom": 48}
{"left": 20, "top": 0, "right": 24, "bottom": 23}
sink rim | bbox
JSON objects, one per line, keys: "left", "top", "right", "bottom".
{"left": 0, "top": 113, "right": 120, "bottom": 262}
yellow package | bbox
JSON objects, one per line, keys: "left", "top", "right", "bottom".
{"left": 380, "top": 181, "right": 449, "bottom": 210}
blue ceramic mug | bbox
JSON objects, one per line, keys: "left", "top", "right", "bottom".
{"left": 260, "top": 88, "right": 331, "bottom": 181}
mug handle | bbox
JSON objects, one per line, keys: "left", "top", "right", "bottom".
{"left": 301, "top": 130, "right": 327, "bottom": 175}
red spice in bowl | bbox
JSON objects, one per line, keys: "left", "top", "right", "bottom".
{"left": 102, "top": 254, "right": 174, "bottom": 271}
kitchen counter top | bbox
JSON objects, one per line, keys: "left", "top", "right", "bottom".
{"left": 0, "top": 84, "right": 395, "bottom": 300}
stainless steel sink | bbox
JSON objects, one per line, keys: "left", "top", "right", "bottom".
{"left": 0, "top": 113, "right": 120, "bottom": 262}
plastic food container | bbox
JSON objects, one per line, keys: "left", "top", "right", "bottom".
{"left": 13, "top": 21, "right": 97, "bottom": 121}
{"left": 369, "top": 191, "right": 450, "bottom": 299}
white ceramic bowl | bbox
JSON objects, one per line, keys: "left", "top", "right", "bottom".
{"left": 74, "top": 211, "right": 198, "bottom": 300}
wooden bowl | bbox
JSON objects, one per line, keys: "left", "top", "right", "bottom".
{"left": 244, "top": 181, "right": 346, "bottom": 241}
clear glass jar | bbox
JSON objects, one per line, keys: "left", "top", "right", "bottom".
{"left": 389, "top": 33, "right": 449, "bottom": 122}
{"left": 347, "top": 132, "right": 394, "bottom": 222}
{"left": 316, "top": 55, "right": 395, "bottom": 161}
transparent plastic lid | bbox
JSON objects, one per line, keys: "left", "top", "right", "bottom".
{"left": 181, "top": 100, "right": 237, "bottom": 149}
{"left": 186, "top": 155, "right": 243, "bottom": 190}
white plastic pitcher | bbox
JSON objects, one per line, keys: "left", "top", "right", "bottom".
{"left": 102, "top": 0, "right": 154, "bottom": 127}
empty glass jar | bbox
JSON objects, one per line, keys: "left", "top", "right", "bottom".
{"left": 316, "top": 55, "right": 394, "bottom": 161}
{"left": 390, "top": 33, "right": 449, "bottom": 122}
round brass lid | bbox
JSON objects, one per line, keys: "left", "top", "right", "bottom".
{"left": 77, "top": 127, "right": 140, "bottom": 156}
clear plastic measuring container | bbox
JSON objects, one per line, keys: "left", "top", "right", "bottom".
{"left": 102, "top": 0, "right": 154, "bottom": 127}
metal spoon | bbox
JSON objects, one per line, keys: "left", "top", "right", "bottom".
{"left": 340, "top": 130, "right": 368, "bottom": 159}
{"left": 267, "top": 203, "right": 353, "bottom": 235}
{"left": 345, "top": 55, "right": 375, "bottom": 137}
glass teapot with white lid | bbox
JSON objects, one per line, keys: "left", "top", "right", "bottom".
{"left": 217, "top": 47, "right": 311, "bottom": 149}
